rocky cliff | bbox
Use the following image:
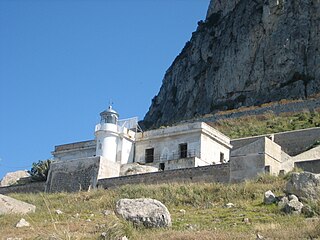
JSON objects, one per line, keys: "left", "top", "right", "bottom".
{"left": 143, "top": 0, "right": 320, "bottom": 128}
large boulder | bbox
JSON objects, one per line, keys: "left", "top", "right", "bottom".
{"left": 116, "top": 198, "right": 171, "bottom": 228}
{"left": 0, "top": 170, "right": 30, "bottom": 187}
{"left": 0, "top": 194, "right": 36, "bottom": 215}
{"left": 286, "top": 172, "right": 320, "bottom": 201}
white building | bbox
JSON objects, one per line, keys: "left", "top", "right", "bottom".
{"left": 51, "top": 106, "right": 232, "bottom": 178}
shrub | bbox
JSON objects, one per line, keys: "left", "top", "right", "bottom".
{"left": 28, "top": 159, "right": 51, "bottom": 181}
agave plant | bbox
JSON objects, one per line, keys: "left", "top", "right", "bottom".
{"left": 28, "top": 159, "right": 51, "bottom": 181}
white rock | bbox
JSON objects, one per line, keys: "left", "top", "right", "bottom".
{"left": 264, "top": 190, "right": 276, "bottom": 204}
{"left": 55, "top": 209, "right": 63, "bottom": 215}
{"left": 179, "top": 209, "right": 186, "bottom": 215}
{"left": 16, "top": 218, "right": 30, "bottom": 228}
{"left": 0, "top": 194, "right": 36, "bottom": 215}
{"left": 283, "top": 199, "right": 304, "bottom": 214}
{"left": 0, "top": 170, "right": 30, "bottom": 187}
{"left": 225, "top": 203, "right": 235, "bottom": 208}
{"left": 116, "top": 198, "right": 171, "bottom": 228}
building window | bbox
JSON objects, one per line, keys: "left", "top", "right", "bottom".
{"left": 220, "top": 152, "right": 225, "bottom": 163}
{"left": 265, "top": 166, "right": 270, "bottom": 174}
{"left": 145, "top": 148, "right": 154, "bottom": 163}
{"left": 179, "top": 143, "right": 188, "bottom": 158}
{"left": 159, "top": 163, "right": 165, "bottom": 171}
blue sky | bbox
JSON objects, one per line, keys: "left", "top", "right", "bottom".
{"left": 0, "top": 0, "right": 210, "bottom": 179}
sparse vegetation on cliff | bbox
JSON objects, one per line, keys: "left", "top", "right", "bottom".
{"left": 211, "top": 109, "right": 320, "bottom": 139}
{"left": 1, "top": 175, "right": 319, "bottom": 239}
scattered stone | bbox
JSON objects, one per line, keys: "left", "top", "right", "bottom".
{"left": 6, "top": 238, "right": 22, "bottom": 240}
{"left": 264, "top": 190, "right": 276, "bottom": 204}
{"left": 179, "top": 209, "right": 186, "bottom": 215}
{"left": 102, "top": 210, "right": 113, "bottom": 216}
{"left": 16, "top": 218, "right": 30, "bottom": 228}
{"left": 86, "top": 219, "right": 91, "bottom": 222}
{"left": 0, "top": 170, "right": 30, "bottom": 187}
{"left": 288, "top": 194, "right": 299, "bottom": 202}
{"left": 256, "top": 233, "right": 264, "bottom": 240}
{"left": 121, "top": 237, "right": 128, "bottom": 240}
{"left": 55, "top": 209, "right": 63, "bottom": 215}
{"left": 116, "top": 198, "right": 171, "bottom": 228}
{"left": 283, "top": 199, "right": 304, "bottom": 214}
{"left": 243, "top": 217, "right": 250, "bottom": 224}
{"left": 301, "top": 205, "right": 315, "bottom": 218}
{"left": 186, "top": 224, "right": 197, "bottom": 230}
{"left": 0, "top": 194, "right": 36, "bottom": 215}
{"left": 286, "top": 172, "right": 320, "bottom": 201}
{"left": 74, "top": 213, "right": 80, "bottom": 218}
{"left": 225, "top": 203, "right": 235, "bottom": 208}
{"left": 101, "top": 232, "right": 107, "bottom": 238}
{"left": 277, "top": 196, "right": 289, "bottom": 209}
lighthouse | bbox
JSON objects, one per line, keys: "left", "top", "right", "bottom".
{"left": 95, "top": 105, "right": 120, "bottom": 162}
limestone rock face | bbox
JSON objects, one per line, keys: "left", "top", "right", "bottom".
{"left": 115, "top": 198, "right": 171, "bottom": 228}
{"left": 286, "top": 172, "right": 320, "bottom": 201}
{"left": 143, "top": 0, "right": 320, "bottom": 128}
{"left": 0, "top": 170, "right": 30, "bottom": 187}
{"left": 0, "top": 194, "right": 36, "bottom": 215}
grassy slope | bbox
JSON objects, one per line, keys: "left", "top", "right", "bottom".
{"left": 1, "top": 175, "right": 320, "bottom": 239}
{"left": 211, "top": 109, "right": 320, "bottom": 139}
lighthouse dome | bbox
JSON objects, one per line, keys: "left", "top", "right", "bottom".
{"left": 100, "top": 105, "right": 119, "bottom": 124}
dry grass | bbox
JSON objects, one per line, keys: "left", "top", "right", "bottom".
{"left": 0, "top": 175, "right": 319, "bottom": 239}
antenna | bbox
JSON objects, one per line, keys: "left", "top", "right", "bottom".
{"left": 108, "top": 99, "right": 114, "bottom": 107}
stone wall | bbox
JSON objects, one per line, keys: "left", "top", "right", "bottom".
{"left": 0, "top": 182, "right": 45, "bottom": 195}
{"left": 295, "top": 160, "right": 320, "bottom": 174}
{"left": 97, "top": 164, "right": 229, "bottom": 189}
{"left": 46, "top": 157, "right": 101, "bottom": 192}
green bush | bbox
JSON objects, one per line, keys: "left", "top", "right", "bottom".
{"left": 28, "top": 159, "right": 51, "bottom": 181}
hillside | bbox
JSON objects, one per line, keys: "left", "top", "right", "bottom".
{"left": 1, "top": 175, "right": 320, "bottom": 239}
{"left": 143, "top": 0, "right": 320, "bottom": 129}
{"left": 211, "top": 108, "right": 320, "bottom": 139}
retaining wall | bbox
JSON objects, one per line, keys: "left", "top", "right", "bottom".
{"left": 0, "top": 181, "right": 46, "bottom": 195}
{"left": 97, "top": 164, "right": 230, "bottom": 189}
{"left": 231, "top": 127, "right": 320, "bottom": 156}
{"left": 295, "top": 159, "right": 320, "bottom": 174}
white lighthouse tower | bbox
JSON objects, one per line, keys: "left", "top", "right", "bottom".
{"left": 95, "top": 105, "right": 119, "bottom": 162}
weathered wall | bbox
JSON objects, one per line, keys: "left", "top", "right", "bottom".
{"left": 52, "top": 140, "right": 96, "bottom": 161}
{"left": 46, "top": 157, "right": 101, "bottom": 192}
{"left": 295, "top": 159, "right": 320, "bottom": 174}
{"left": 97, "top": 164, "right": 230, "bottom": 189}
{"left": 293, "top": 145, "right": 320, "bottom": 162}
{"left": 230, "top": 154, "right": 265, "bottom": 183}
{"left": 201, "top": 134, "right": 229, "bottom": 164}
{"left": 0, "top": 182, "right": 45, "bottom": 195}
{"left": 135, "top": 125, "right": 202, "bottom": 164}
{"left": 230, "top": 137, "right": 284, "bottom": 182}
{"left": 231, "top": 127, "right": 320, "bottom": 156}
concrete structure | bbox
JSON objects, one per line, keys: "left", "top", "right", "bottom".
{"left": 46, "top": 106, "right": 232, "bottom": 192}
{"left": 230, "top": 137, "right": 284, "bottom": 182}
{"left": 134, "top": 122, "right": 231, "bottom": 171}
